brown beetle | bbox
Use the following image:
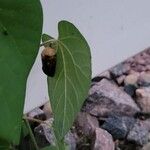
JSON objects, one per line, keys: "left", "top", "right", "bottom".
{"left": 41, "top": 47, "right": 56, "bottom": 77}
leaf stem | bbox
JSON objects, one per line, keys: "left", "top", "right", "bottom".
{"left": 24, "top": 117, "right": 39, "bottom": 150}
{"left": 23, "top": 116, "right": 50, "bottom": 125}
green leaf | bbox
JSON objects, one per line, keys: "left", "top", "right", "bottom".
{"left": 20, "top": 120, "right": 29, "bottom": 139}
{"left": 42, "top": 34, "right": 54, "bottom": 48}
{"left": 42, "top": 33, "right": 57, "bottom": 49}
{"left": 46, "top": 21, "right": 91, "bottom": 140}
{"left": 0, "top": 0, "right": 43, "bottom": 145}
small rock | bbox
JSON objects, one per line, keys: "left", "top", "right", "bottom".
{"left": 124, "top": 84, "right": 137, "bottom": 97}
{"left": 146, "top": 48, "right": 150, "bottom": 54}
{"left": 143, "top": 119, "right": 150, "bottom": 131}
{"left": 92, "top": 71, "right": 111, "bottom": 82}
{"left": 126, "top": 57, "right": 135, "bottom": 63}
{"left": 110, "top": 63, "right": 130, "bottom": 77}
{"left": 115, "top": 140, "right": 138, "bottom": 150}
{"left": 99, "top": 70, "right": 111, "bottom": 79}
{"left": 138, "top": 72, "right": 150, "bottom": 86}
{"left": 135, "top": 64, "right": 146, "bottom": 72}
{"left": 91, "top": 128, "right": 115, "bottom": 150}
{"left": 127, "top": 120, "right": 149, "bottom": 146}
{"left": 146, "top": 65, "right": 150, "bottom": 71}
{"left": 135, "top": 56, "right": 146, "bottom": 65}
{"left": 89, "top": 79, "right": 139, "bottom": 109}
{"left": 85, "top": 99, "right": 138, "bottom": 118}
{"left": 141, "top": 51, "right": 150, "bottom": 59}
{"left": 145, "top": 58, "right": 150, "bottom": 65}
{"left": 129, "top": 70, "right": 139, "bottom": 74}
{"left": 131, "top": 62, "right": 136, "bottom": 68}
{"left": 124, "top": 74, "right": 139, "bottom": 86}
{"left": 116, "top": 75, "right": 126, "bottom": 85}
{"left": 136, "top": 87, "right": 150, "bottom": 113}
{"left": 142, "top": 142, "right": 150, "bottom": 150}
{"left": 43, "top": 101, "right": 52, "bottom": 119}
{"left": 84, "top": 79, "right": 140, "bottom": 117}
{"left": 101, "top": 115, "right": 135, "bottom": 139}
{"left": 91, "top": 71, "right": 111, "bottom": 86}
{"left": 27, "top": 108, "right": 46, "bottom": 121}
{"left": 75, "top": 112, "right": 99, "bottom": 137}
{"left": 34, "top": 118, "right": 55, "bottom": 148}
{"left": 65, "top": 131, "right": 77, "bottom": 150}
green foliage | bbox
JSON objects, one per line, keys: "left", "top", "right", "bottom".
{"left": 0, "top": 0, "right": 43, "bottom": 146}
{"left": 0, "top": 1, "right": 91, "bottom": 149}
{"left": 43, "top": 21, "right": 91, "bottom": 145}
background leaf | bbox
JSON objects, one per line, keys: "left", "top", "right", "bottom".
{"left": 46, "top": 21, "right": 91, "bottom": 141}
{"left": 0, "top": 0, "right": 43, "bottom": 145}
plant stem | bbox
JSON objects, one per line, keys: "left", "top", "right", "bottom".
{"left": 23, "top": 116, "right": 49, "bottom": 125}
{"left": 24, "top": 117, "right": 39, "bottom": 150}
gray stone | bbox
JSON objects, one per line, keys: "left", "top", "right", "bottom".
{"left": 110, "top": 63, "right": 130, "bottom": 77}
{"left": 124, "top": 74, "right": 139, "bottom": 86}
{"left": 135, "top": 64, "right": 146, "bottom": 72}
{"left": 143, "top": 119, "right": 150, "bottom": 131}
{"left": 115, "top": 140, "right": 138, "bottom": 150}
{"left": 127, "top": 120, "right": 149, "bottom": 146}
{"left": 65, "top": 131, "right": 77, "bottom": 150}
{"left": 97, "top": 70, "right": 111, "bottom": 79}
{"left": 34, "top": 118, "right": 55, "bottom": 148}
{"left": 138, "top": 72, "right": 150, "bottom": 86}
{"left": 83, "top": 79, "right": 140, "bottom": 117}
{"left": 89, "top": 79, "right": 139, "bottom": 109}
{"left": 75, "top": 112, "right": 99, "bottom": 137}
{"left": 101, "top": 115, "right": 135, "bottom": 139}
{"left": 135, "top": 55, "right": 146, "bottom": 65}
{"left": 91, "top": 70, "right": 111, "bottom": 85}
{"left": 136, "top": 87, "right": 150, "bottom": 113}
{"left": 146, "top": 65, "right": 150, "bottom": 71}
{"left": 116, "top": 75, "right": 126, "bottom": 85}
{"left": 126, "top": 57, "right": 135, "bottom": 63}
{"left": 124, "top": 84, "right": 137, "bottom": 97}
{"left": 91, "top": 128, "right": 115, "bottom": 150}
{"left": 142, "top": 142, "right": 150, "bottom": 150}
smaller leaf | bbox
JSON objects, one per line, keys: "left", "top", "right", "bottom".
{"left": 21, "top": 120, "right": 29, "bottom": 138}
{"left": 42, "top": 34, "right": 54, "bottom": 48}
{"left": 42, "top": 33, "right": 54, "bottom": 42}
{"left": 47, "top": 21, "right": 91, "bottom": 141}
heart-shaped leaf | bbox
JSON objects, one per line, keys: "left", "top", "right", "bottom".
{"left": 44, "top": 21, "right": 91, "bottom": 141}
{"left": 0, "top": 0, "right": 43, "bottom": 145}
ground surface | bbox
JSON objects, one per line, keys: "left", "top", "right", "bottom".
{"left": 22, "top": 47, "right": 150, "bottom": 150}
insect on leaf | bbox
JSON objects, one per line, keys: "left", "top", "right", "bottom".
{"left": 44, "top": 21, "right": 91, "bottom": 141}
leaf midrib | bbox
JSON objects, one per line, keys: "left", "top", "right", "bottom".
{"left": 57, "top": 39, "right": 88, "bottom": 137}
{"left": 59, "top": 44, "right": 67, "bottom": 137}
